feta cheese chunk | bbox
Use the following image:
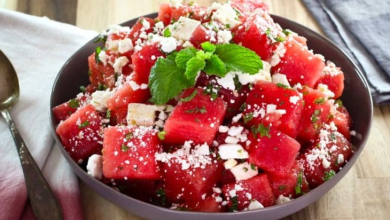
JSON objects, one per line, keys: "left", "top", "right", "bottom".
{"left": 118, "top": 38, "right": 133, "bottom": 54}
{"left": 276, "top": 195, "right": 291, "bottom": 205}
{"left": 317, "top": 83, "right": 335, "bottom": 98}
{"left": 248, "top": 200, "right": 264, "bottom": 210}
{"left": 272, "top": 73, "right": 290, "bottom": 87}
{"left": 113, "top": 56, "right": 129, "bottom": 74}
{"left": 209, "top": 2, "right": 241, "bottom": 29}
{"left": 127, "top": 103, "right": 160, "bottom": 126}
{"left": 86, "top": 154, "right": 103, "bottom": 180}
{"left": 224, "top": 159, "right": 238, "bottom": 169}
{"left": 230, "top": 162, "right": 258, "bottom": 181}
{"left": 98, "top": 50, "right": 109, "bottom": 66}
{"left": 217, "top": 30, "right": 233, "bottom": 44}
{"left": 91, "top": 90, "right": 112, "bottom": 112}
{"left": 218, "top": 144, "right": 249, "bottom": 159}
{"left": 160, "top": 37, "right": 177, "bottom": 53}
{"left": 170, "top": 17, "right": 201, "bottom": 41}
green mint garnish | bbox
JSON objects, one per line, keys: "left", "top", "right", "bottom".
{"left": 243, "top": 112, "right": 253, "bottom": 124}
{"left": 156, "top": 188, "right": 166, "bottom": 206}
{"left": 266, "top": 28, "right": 285, "bottom": 42}
{"left": 80, "top": 86, "right": 86, "bottom": 92}
{"left": 125, "top": 132, "right": 133, "bottom": 140}
{"left": 276, "top": 83, "right": 290, "bottom": 89}
{"left": 97, "top": 84, "right": 107, "bottom": 91}
{"left": 68, "top": 99, "right": 79, "bottom": 109}
{"left": 185, "top": 106, "right": 207, "bottom": 114}
{"left": 158, "top": 131, "right": 166, "bottom": 140}
{"left": 335, "top": 99, "right": 343, "bottom": 108}
{"left": 121, "top": 144, "right": 129, "bottom": 152}
{"left": 229, "top": 196, "right": 239, "bottom": 212}
{"left": 180, "top": 89, "right": 198, "bottom": 102}
{"left": 251, "top": 124, "right": 271, "bottom": 138}
{"left": 278, "top": 185, "right": 286, "bottom": 191}
{"left": 314, "top": 97, "right": 326, "bottom": 104}
{"left": 106, "top": 109, "right": 111, "bottom": 119}
{"left": 203, "top": 84, "right": 219, "bottom": 100}
{"left": 148, "top": 42, "right": 263, "bottom": 105}
{"left": 93, "top": 35, "right": 108, "bottom": 44}
{"left": 295, "top": 171, "right": 303, "bottom": 194}
{"left": 250, "top": 163, "right": 256, "bottom": 170}
{"left": 283, "top": 29, "right": 292, "bottom": 36}
{"left": 78, "top": 121, "right": 90, "bottom": 129}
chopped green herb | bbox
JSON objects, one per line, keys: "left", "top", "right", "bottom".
{"left": 163, "top": 28, "right": 171, "bottom": 37}
{"left": 251, "top": 124, "right": 271, "bottom": 138}
{"left": 185, "top": 105, "right": 207, "bottom": 114}
{"left": 233, "top": 75, "right": 243, "bottom": 91}
{"left": 93, "top": 35, "right": 108, "bottom": 44}
{"left": 78, "top": 121, "right": 90, "bottom": 129}
{"left": 203, "top": 84, "right": 219, "bottom": 100}
{"left": 278, "top": 185, "right": 286, "bottom": 191}
{"left": 229, "top": 196, "right": 239, "bottom": 212}
{"left": 117, "top": 185, "right": 127, "bottom": 191}
{"left": 158, "top": 131, "right": 167, "bottom": 140}
{"left": 156, "top": 188, "right": 166, "bottom": 206}
{"left": 195, "top": 118, "right": 201, "bottom": 123}
{"left": 238, "top": 149, "right": 243, "bottom": 153}
{"left": 240, "top": 102, "right": 247, "bottom": 112}
{"left": 324, "top": 170, "right": 336, "bottom": 181}
{"left": 314, "top": 109, "right": 321, "bottom": 116}
{"left": 276, "top": 83, "right": 290, "bottom": 89}
{"left": 282, "top": 29, "right": 292, "bottom": 36}
{"left": 97, "top": 84, "right": 107, "bottom": 91}
{"left": 125, "top": 132, "right": 133, "bottom": 140}
{"left": 265, "top": 28, "right": 285, "bottom": 42}
{"left": 95, "top": 47, "right": 102, "bottom": 64}
{"left": 80, "top": 86, "right": 86, "bottom": 92}
{"left": 335, "top": 99, "right": 343, "bottom": 108}
{"left": 243, "top": 113, "right": 253, "bottom": 124}
{"left": 243, "top": 167, "right": 248, "bottom": 172}
{"left": 88, "top": 70, "right": 92, "bottom": 76}
{"left": 295, "top": 171, "right": 303, "bottom": 194}
{"left": 311, "top": 114, "right": 319, "bottom": 123}
{"left": 279, "top": 101, "right": 285, "bottom": 106}
{"left": 188, "top": 1, "right": 195, "bottom": 6}
{"left": 68, "top": 99, "right": 79, "bottom": 109}
{"left": 106, "top": 109, "right": 111, "bottom": 119}
{"left": 180, "top": 89, "right": 197, "bottom": 102}
{"left": 329, "top": 133, "right": 336, "bottom": 141}
{"left": 314, "top": 97, "right": 326, "bottom": 104}
{"left": 121, "top": 144, "right": 129, "bottom": 152}
{"left": 250, "top": 163, "right": 256, "bottom": 170}
{"left": 114, "top": 73, "right": 119, "bottom": 81}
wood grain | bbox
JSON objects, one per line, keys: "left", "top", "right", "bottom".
{"left": 1, "top": 0, "right": 388, "bottom": 219}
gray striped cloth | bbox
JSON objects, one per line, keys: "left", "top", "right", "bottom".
{"left": 301, "top": 0, "right": 390, "bottom": 105}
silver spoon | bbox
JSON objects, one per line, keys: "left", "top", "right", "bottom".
{"left": 0, "top": 50, "right": 63, "bottom": 220}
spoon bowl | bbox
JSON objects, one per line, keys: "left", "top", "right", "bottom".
{"left": 0, "top": 50, "right": 19, "bottom": 109}
{"left": 0, "top": 49, "right": 63, "bottom": 220}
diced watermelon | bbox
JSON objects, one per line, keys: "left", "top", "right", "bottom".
{"left": 158, "top": 3, "right": 172, "bottom": 26}
{"left": 196, "top": 73, "right": 250, "bottom": 119}
{"left": 316, "top": 62, "right": 345, "bottom": 99}
{"left": 163, "top": 88, "right": 227, "bottom": 145}
{"left": 114, "top": 179, "right": 157, "bottom": 203}
{"left": 128, "top": 17, "right": 156, "bottom": 45}
{"left": 248, "top": 127, "right": 300, "bottom": 175}
{"left": 56, "top": 105, "right": 103, "bottom": 163}
{"left": 297, "top": 87, "right": 332, "bottom": 144}
{"left": 231, "top": 0, "right": 269, "bottom": 15}
{"left": 330, "top": 105, "right": 352, "bottom": 140}
{"left": 52, "top": 95, "right": 88, "bottom": 122}
{"left": 268, "top": 161, "right": 309, "bottom": 198}
{"left": 88, "top": 51, "right": 117, "bottom": 89}
{"left": 272, "top": 38, "right": 325, "bottom": 87}
{"left": 181, "top": 193, "right": 225, "bottom": 212}
{"left": 109, "top": 106, "right": 128, "bottom": 126}
{"left": 170, "top": 5, "right": 209, "bottom": 22}
{"left": 299, "top": 126, "right": 353, "bottom": 188}
{"left": 131, "top": 43, "right": 165, "bottom": 84}
{"left": 243, "top": 81, "right": 303, "bottom": 138}
{"left": 222, "top": 174, "right": 275, "bottom": 211}
{"left": 190, "top": 25, "right": 217, "bottom": 49}
{"left": 102, "top": 126, "right": 162, "bottom": 180}
{"left": 162, "top": 154, "right": 223, "bottom": 203}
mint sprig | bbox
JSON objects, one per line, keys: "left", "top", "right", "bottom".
{"left": 148, "top": 42, "right": 263, "bottom": 105}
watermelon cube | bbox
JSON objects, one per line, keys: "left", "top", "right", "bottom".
{"left": 127, "top": 17, "right": 155, "bottom": 45}
{"left": 230, "top": 0, "right": 269, "bottom": 16}
{"left": 56, "top": 104, "right": 103, "bottom": 163}
{"left": 316, "top": 61, "right": 345, "bottom": 99}
{"left": 330, "top": 105, "right": 352, "bottom": 140}
{"left": 272, "top": 37, "right": 325, "bottom": 88}
{"left": 131, "top": 43, "right": 164, "bottom": 84}
{"left": 158, "top": 3, "right": 172, "bottom": 26}
{"left": 243, "top": 81, "right": 303, "bottom": 138}
{"left": 248, "top": 127, "right": 300, "bottom": 175}
{"left": 102, "top": 126, "right": 162, "bottom": 180}
{"left": 222, "top": 174, "right": 275, "bottom": 211}
{"left": 297, "top": 86, "right": 332, "bottom": 144}
{"left": 52, "top": 95, "right": 88, "bottom": 122}
{"left": 88, "top": 51, "right": 117, "bottom": 89}
{"left": 190, "top": 25, "right": 217, "bottom": 49}
{"left": 163, "top": 88, "right": 227, "bottom": 145}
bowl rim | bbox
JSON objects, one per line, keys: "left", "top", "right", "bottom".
{"left": 50, "top": 12, "right": 373, "bottom": 220}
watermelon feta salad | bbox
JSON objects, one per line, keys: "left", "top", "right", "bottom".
{"left": 53, "top": 0, "right": 356, "bottom": 212}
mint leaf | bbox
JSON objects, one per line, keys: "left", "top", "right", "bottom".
{"left": 163, "top": 28, "right": 171, "bottom": 37}
{"left": 149, "top": 54, "right": 194, "bottom": 105}
{"left": 185, "top": 57, "right": 205, "bottom": 79}
{"left": 201, "top": 42, "right": 216, "bottom": 53}
{"left": 203, "top": 55, "right": 226, "bottom": 77}
{"left": 175, "top": 47, "right": 196, "bottom": 69}
{"left": 196, "top": 50, "right": 212, "bottom": 60}
{"left": 180, "top": 89, "right": 197, "bottom": 102}
{"left": 95, "top": 47, "right": 102, "bottom": 64}
{"left": 214, "top": 44, "right": 262, "bottom": 74}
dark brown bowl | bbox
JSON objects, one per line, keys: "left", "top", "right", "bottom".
{"left": 50, "top": 13, "right": 373, "bottom": 220}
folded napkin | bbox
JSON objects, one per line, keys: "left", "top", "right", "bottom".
{"left": 0, "top": 9, "right": 97, "bottom": 220}
{"left": 301, "top": 0, "right": 390, "bottom": 105}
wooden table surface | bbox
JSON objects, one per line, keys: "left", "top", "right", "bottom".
{"left": 1, "top": 0, "right": 389, "bottom": 219}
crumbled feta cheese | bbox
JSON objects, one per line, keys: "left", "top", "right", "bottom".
{"left": 194, "top": 143, "right": 210, "bottom": 155}
{"left": 225, "top": 136, "right": 240, "bottom": 144}
{"left": 337, "top": 154, "right": 344, "bottom": 164}
{"left": 170, "top": 0, "right": 183, "bottom": 7}
{"left": 113, "top": 56, "right": 129, "bottom": 74}
{"left": 217, "top": 72, "right": 235, "bottom": 90}
{"left": 91, "top": 90, "right": 112, "bottom": 112}
{"left": 160, "top": 37, "right": 177, "bottom": 53}
{"left": 289, "top": 96, "right": 300, "bottom": 104}
{"left": 228, "top": 126, "right": 244, "bottom": 136}
{"left": 170, "top": 17, "right": 201, "bottom": 41}
{"left": 86, "top": 154, "right": 103, "bottom": 180}
{"left": 118, "top": 38, "right": 133, "bottom": 54}
{"left": 230, "top": 162, "right": 258, "bottom": 181}
{"left": 210, "top": 2, "right": 241, "bottom": 29}
{"left": 272, "top": 73, "right": 290, "bottom": 87}
{"left": 127, "top": 103, "right": 160, "bottom": 126}
{"left": 182, "top": 40, "right": 194, "bottom": 48}
{"left": 155, "top": 21, "right": 164, "bottom": 30}
{"left": 129, "top": 81, "right": 140, "bottom": 91}
{"left": 98, "top": 50, "right": 109, "bottom": 66}
{"left": 218, "top": 144, "right": 249, "bottom": 159}
{"left": 276, "top": 195, "right": 291, "bottom": 205}
{"left": 317, "top": 83, "right": 335, "bottom": 98}
{"left": 217, "top": 30, "right": 232, "bottom": 44}
{"left": 224, "top": 159, "right": 238, "bottom": 169}
{"left": 219, "top": 125, "right": 229, "bottom": 133}
{"left": 141, "top": 19, "right": 150, "bottom": 30}
{"left": 270, "top": 43, "right": 286, "bottom": 66}
{"left": 248, "top": 200, "right": 264, "bottom": 210}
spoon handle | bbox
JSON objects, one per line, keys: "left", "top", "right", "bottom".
{"left": 1, "top": 109, "right": 63, "bottom": 220}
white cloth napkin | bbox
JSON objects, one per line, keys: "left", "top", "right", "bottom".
{"left": 0, "top": 9, "right": 97, "bottom": 220}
